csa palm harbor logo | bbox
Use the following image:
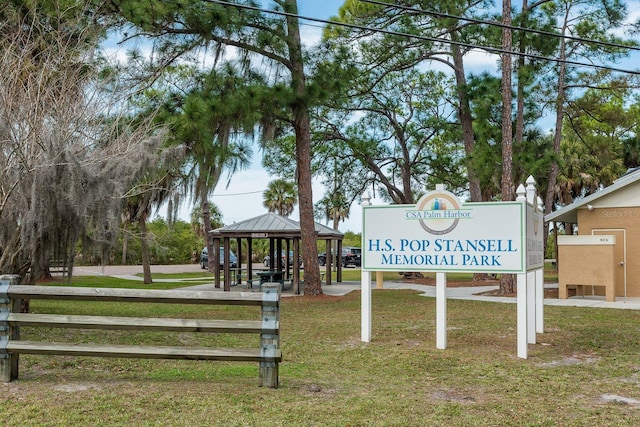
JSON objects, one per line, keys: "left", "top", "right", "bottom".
{"left": 406, "top": 188, "right": 471, "bottom": 235}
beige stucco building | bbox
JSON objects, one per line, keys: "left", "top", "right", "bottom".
{"left": 545, "top": 168, "right": 640, "bottom": 299}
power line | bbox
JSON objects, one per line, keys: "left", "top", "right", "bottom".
{"left": 213, "top": 190, "right": 264, "bottom": 197}
{"left": 202, "top": 0, "right": 640, "bottom": 76}
{"left": 360, "top": 0, "right": 640, "bottom": 54}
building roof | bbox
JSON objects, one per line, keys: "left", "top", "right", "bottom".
{"left": 209, "top": 212, "right": 344, "bottom": 239}
{"left": 545, "top": 167, "right": 640, "bottom": 223}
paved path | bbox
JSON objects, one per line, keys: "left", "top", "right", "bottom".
{"left": 72, "top": 264, "right": 640, "bottom": 310}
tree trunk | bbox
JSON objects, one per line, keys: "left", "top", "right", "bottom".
{"left": 122, "top": 222, "right": 128, "bottom": 265}
{"left": 514, "top": 0, "right": 530, "bottom": 149}
{"left": 296, "top": 109, "right": 321, "bottom": 295}
{"left": 202, "top": 199, "right": 214, "bottom": 273}
{"left": 284, "top": 0, "right": 322, "bottom": 295}
{"left": 139, "top": 215, "right": 152, "bottom": 284}
{"left": 451, "top": 41, "right": 482, "bottom": 203}
{"left": 499, "top": 0, "right": 515, "bottom": 295}
{"left": 452, "top": 30, "right": 485, "bottom": 283}
{"left": 332, "top": 213, "right": 340, "bottom": 272}
{"left": 543, "top": 24, "right": 569, "bottom": 251}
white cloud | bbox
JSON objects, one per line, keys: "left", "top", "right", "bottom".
{"left": 300, "top": 22, "right": 325, "bottom": 48}
{"left": 464, "top": 50, "right": 501, "bottom": 74}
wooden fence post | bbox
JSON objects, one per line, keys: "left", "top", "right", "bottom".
{"left": 1, "top": 275, "right": 21, "bottom": 383}
{"left": 259, "top": 282, "right": 281, "bottom": 388}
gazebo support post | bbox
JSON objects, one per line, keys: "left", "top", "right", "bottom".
{"left": 236, "top": 237, "right": 242, "bottom": 285}
{"left": 214, "top": 238, "right": 221, "bottom": 289}
{"left": 223, "top": 237, "right": 231, "bottom": 292}
{"left": 294, "top": 238, "right": 300, "bottom": 294}
{"left": 325, "top": 239, "right": 332, "bottom": 286}
{"left": 247, "top": 238, "right": 253, "bottom": 288}
{"left": 276, "top": 238, "right": 283, "bottom": 273}
{"left": 337, "top": 239, "right": 343, "bottom": 283}
{"left": 285, "top": 239, "right": 291, "bottom": 279}
{"left": 269, "top": 238, "right": 275, "bottom": 270}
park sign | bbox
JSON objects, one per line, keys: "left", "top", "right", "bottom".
{"left": 362, "top": 186, "right": 526, "bottom": 273}
{"left": 360, "top": 178, "right": 546, "bottom": 360}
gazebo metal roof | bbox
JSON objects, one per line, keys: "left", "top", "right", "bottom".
{"left": 210, "top": 212, "right": 344, "bottom": 239}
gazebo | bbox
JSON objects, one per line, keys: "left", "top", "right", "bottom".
{"left": 208, "top": 212, "right": 344, "bottom": 293}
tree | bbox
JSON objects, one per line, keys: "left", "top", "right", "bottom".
{"left": 330, "top": 0, "right": 497, "bottom": 203}
{"left": 282, "top": 0, "right": 326, "bottom": 294}
{"left": 511, "top": 0, "right": 558, "bottom": 155}
{"left": 623, "top": 135, "right": 640, "bottom": 169}
{"left": 263, "top": 131, "right": 368, "bottom": 230}
{"left": 136, "top": 63, "right": 256, "bottom": 273}
{"left": 346, "top": 68, "right": 465, "bottom": 203}
{"left": 190, "top": 203, "right": 224, "bottom": 240}
{"left": 0, "top": 1, "right": 165, "bottom": 286}
{"left": 316, "top": 191, "right": 350, "bottom": 231}
{"left": 498, "top": 0, "right": 516, "bottom": 294}
{"left": 113, "top": 218, "right": 200, "bottom": 265}
{"left": 556, "top": 85, "right": 630, "bottom": 203}
{"left": 310, "top": 65, "right": 467, "bottom": 205}
{"left": 121, "top": 166, "right": 183, "bottom": 283}
{"left": 501, "top": 0, "right": 514, "bottom": 204}
{"left": 466, "top": 73, "right": 553, "bottom": 201}
{"left": 263, "top": 179, "right": 297, "bottom": 216}
{"left": 109, "top": 0, "right": 331, "bottom": 294}
{"left": 541, "top": 0, "right": 633, "bottom": 234}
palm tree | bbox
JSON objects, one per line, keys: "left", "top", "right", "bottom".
{"left": 263, "top": 179, "right": 297, "bottom": 216}
{"left": 190, "top": 203, "right": 223, "bottom": 240}
{"left": 121, "top": 163, "right": 182, "bottom": 284}
{"left": 317, "top": 191, "right": 350, "bottom": 231}
{"left": 156, "top": 65, "right": 255, "bottom": 273}
{"left": 192, "top": 141, "right": 252, "bottom": 273}
{"left": 315, "top": 190, "right": 350, "bottom": 272}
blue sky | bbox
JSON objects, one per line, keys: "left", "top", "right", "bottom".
{"left": 298, "top": 1, "right": 344, "bottom": 18}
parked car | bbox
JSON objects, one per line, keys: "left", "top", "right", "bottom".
{"left": 200, "top": 247, "right": 238, "bottom": 269}
{"left": 345, "top": 247, "right": 362, "bottom": 267}
{"left": 263, "top": 250, "right": 302, "bottom": 268}
{"left": 318, "top": 246, "right": 361, "bottom": 267}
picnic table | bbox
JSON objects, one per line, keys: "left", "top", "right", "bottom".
{"left": 256, "top": 270, "right": 284, "bottom": 285}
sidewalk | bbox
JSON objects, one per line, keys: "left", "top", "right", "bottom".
{"left": 72, "top": 264, "right": 640, "bottom": 310}
{"left": 308, "top": 281, "right": 640, "bottom": 310}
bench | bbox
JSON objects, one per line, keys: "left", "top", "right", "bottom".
{"left": 0, "top": 275, "right": 282, "bottom": 388}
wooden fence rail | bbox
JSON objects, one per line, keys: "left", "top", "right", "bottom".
{"left": 0, "top": 275, "right": 282, "bottom": 388}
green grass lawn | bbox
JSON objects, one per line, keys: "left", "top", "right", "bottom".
{"left": 3, "top": 273, "right": 638, "bottom": 426}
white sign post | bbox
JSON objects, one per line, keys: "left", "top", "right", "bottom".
{"left": 524, "top": 176, "right": 546, "bottom": 350}
{"left": 361, "top": 177, "right": 545, "bottom": 359}
{"left": 436, "top": 271, "right": 446, "bottom": 349}
{"left": 361, "top": 194, "right": 373, "bottom": 343}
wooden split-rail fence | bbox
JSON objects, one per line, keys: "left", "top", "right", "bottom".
{"left": 0, "top": 275, "right": 282, "bottom": 388}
